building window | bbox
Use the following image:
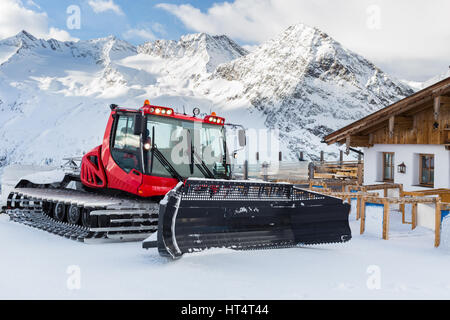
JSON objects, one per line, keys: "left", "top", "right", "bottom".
{"left": 419, "top": 154, "right": 434, "bottom": 187}
{"left": 383, "top": 152, "right": 394, "bottom": 182}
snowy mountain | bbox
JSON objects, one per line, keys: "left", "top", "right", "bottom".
{"left": 0, "top": 30, "right": 249, "bottom": 170}
{"left": 138, "top": 33, "right": 248, "bottom": 74}
{"left": 401, "top": 69, "right": 450, "bottom": 92}
{"left": 0, "top": 24, "right": 412, "bottom": 171}
{"left": 200, "top": 24, "right": 414, "bottom": 159}
{"left": 421, "top": 69, "right": 450, "bottom": 89}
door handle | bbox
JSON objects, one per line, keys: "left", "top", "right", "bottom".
{"left": 131, "top": 169, "right": 141, "bottom": 176}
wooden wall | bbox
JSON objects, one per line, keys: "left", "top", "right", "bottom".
{"left": 359, "top": 101, "right": 450, "bottom": 146}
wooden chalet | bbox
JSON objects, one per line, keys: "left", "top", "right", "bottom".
{"left": 324, "top": 77, "right": 450, "bottom": 191}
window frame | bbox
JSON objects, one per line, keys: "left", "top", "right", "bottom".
{"left": 110, "top": 112, "right": 143, "bottom": 173}
{"left": 382, "top": 152, "right": 395, "bottom": 182}
{"left": 419, "top": 154, "right": 434, "bottom": 187}
{"left": 144, "top": 115, "right": 230, "bottom": 179}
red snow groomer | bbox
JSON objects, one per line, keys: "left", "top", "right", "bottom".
{"left": 6, "top": 100, "right": 351, "bottom": 259}
{"left": 79, "top": 101, "right": 228, "bottom": 197}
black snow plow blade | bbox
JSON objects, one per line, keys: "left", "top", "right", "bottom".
{"left": 143, "top": 179, "right": 351, "bottom": 259}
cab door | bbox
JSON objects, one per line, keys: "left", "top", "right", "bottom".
{"left": 106, "top": 113, "right": 143, "bottom": 195}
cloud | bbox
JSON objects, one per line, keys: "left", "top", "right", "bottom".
{"left": 48, "top": 27, "right": 77, "bottom": 42}
{"left": 151, "top": 22, "right": 167, "bottom": 36}
{"left": 123, "top": 28, "right": 157, "bottom": 41}
{"left": 88, "top": 0, "right": 124, "bottom": 15}
{"left": 156, "top": 2, "right": 282, "bottom": 44}
{"left": 157, "top": 0, "right": 450, "bottom": 81}
{"left": 0, "top": 0, "right": 77, "bottom": 41}
{"left": 25, "top": 0, "right": 40, "bottom": 9}
{"left": 242, "top": 44, "right": 258, "bottom": 53}
{"left": 123, "top": 23, "right": 168, "bottom": 42}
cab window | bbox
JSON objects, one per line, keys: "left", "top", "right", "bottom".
{"left": 111, "top": 114, "right": 141, "bottom": 173}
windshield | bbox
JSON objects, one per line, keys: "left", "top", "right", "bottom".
{"left": 145, "top": 115, "right": 229, "bottom": 179}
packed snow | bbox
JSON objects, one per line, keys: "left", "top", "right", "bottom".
{"left": 0, "top": 164, "right": 61, "bottom": 204}
{"left": 1, "top": 201, "right": 450, "bottom": 299}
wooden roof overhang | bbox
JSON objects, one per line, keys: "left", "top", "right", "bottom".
{"left": 323, "top": 77, "right": 450, "bottom": 149}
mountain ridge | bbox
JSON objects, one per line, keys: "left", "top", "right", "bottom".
{"left": 0, "top": 24, "right": 413, "bottom": 168}
{"left": 202, "top": 23, "right": 413, "bottom": 159}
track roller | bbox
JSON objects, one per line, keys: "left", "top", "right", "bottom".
{"left": 67, "top": 205, "right": 81, "bottom": 225}
{"left": 53, "top": 202, "right": 66, "bottom": 222}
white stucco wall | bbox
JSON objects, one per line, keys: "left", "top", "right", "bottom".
{"left": 362, "top": 144, "right": 449, "bottom": 231}
{"left": 363, "top": 144, "right": 450, "bottom": 191}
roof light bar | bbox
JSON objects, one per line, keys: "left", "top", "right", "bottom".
{"left": 204, "top": 114, "right": 225, "bottom": 125}
{"left": 144, "top": 102, "right": 174, "bottom": 118}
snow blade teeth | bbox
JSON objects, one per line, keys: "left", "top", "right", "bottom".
{"left": 152, "top": 178, "right": 352, "bottom": 259}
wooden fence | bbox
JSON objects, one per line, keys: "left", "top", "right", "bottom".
{"left": 312, "top": 184, "right": 450, "bottom": 248}
{"left": 311, "top": 160, "right": 364, "bottom": 184}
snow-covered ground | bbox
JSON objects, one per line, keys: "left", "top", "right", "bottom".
{"left": 1, "top": 201, "right": 450, "bottom": 300}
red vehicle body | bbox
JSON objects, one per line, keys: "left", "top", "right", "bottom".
{"left": 80, "top": 101, "right": 227, "bottom": 198}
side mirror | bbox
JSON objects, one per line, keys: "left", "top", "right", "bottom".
{"left": 133, "top": 114, "right": 144, "bottom": 135}
{"left": 238, "top": 129, "right": 246, "bottom": 147}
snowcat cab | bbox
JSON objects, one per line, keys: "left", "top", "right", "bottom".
{"left": 80, "top": 101, "right": 231, "bottom": 198}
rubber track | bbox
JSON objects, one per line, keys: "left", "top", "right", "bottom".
{"left": 7, "top": 189, "right": 159, "bottom": 242}
{"left": 8, "top": 209, "right": 102, "bottom": 242}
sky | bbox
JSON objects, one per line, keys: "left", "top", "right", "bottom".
{"left": 0, "top": 0, "right": 449, "bottom": 82}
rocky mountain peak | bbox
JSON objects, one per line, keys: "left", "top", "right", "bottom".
{"left": 0, "top": 30, "right": 41, "bottom": 49}
{"left": 64, "top": 36, "right": 137, "bottom": 66}
{"left": 138, "top": 33, "right": 248, "bottom": 73}
{"left": 17, "top": 30, "right": 38, "bottom": 42}
{"left": 209, "top": 23, "right": 413, "bottom": 159}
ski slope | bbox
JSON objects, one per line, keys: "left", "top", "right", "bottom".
{"left": 1, "top": 203, "right": 450, "bottom": 300}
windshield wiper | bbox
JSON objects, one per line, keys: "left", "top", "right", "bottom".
{"left": 152, "top": 146, "right": 184, "bottom": 182}
{"left": 150, "top": 126, "right": 184, "bottom": 182}
{"left": 192, "top": 148, "right": 215, "bottom": 179}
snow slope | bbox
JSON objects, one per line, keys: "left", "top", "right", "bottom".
{"left": 421, "top": 69, "right": 450, "bottom": 89}
{"left": 0, "top": 24, "right": 412, "bottom": 171}
{"left": 402, "top": 69, "right": 450, "bottom": 92}
{"left": 1, "top": 203, "right": 450, "bottom": 299}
